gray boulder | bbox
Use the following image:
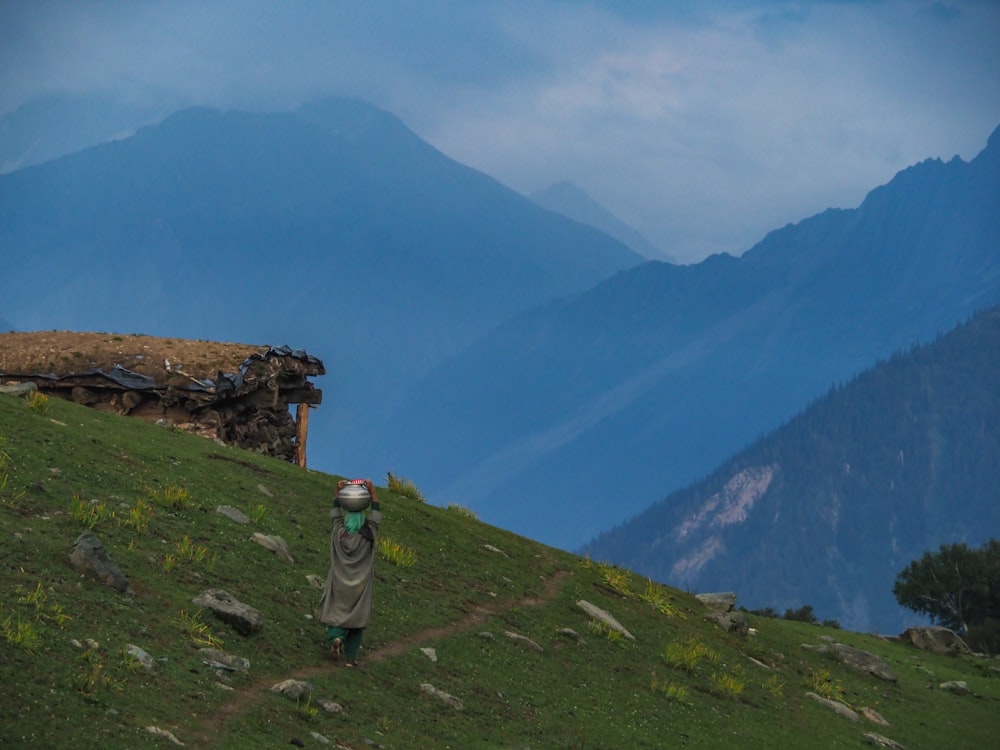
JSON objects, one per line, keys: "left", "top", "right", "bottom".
{"left": 216, "top": 505, "right": 250, "bottom": 524}
{"left": 939, "top": 680, "right": 969, "bottom": 694}
{"left": 577, "top": 599, "right": 635, "bottom": 640}
{"left": 706, "top": 610, "right": 750, "bottom": 636}
{"left": 69, "top": 531, "right": 129, "bottom": 592}
{"left": 0, "top": 382, "right": 37, "bottom": 396}
{"left": 899, "top": 626, "right": 969, "bottom": 656}
{"left": 695, "top": 592, "right": 737, "bottom": 612}
{"left": 803, "top": 640, "right": 897, "bottom": 683}
{"left": 250, "top": 532, "right": 294, "bottom": 562}
{"left": 192, "top": 589, "right": 263, "bottom": 635}
{"left": 199, "top": 647, "right": 250, "bottom": 672}
{"left": 805, "top": 691, "right": 859, "bottom": 721}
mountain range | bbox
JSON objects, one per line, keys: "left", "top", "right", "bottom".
{"left": 2, "top": 97, "right": 997, "bottom": 627}
{"left": 0, "top": 98, "right": 640, "bottom": 469}
{"left": 372, "top": 124, "right": 1000, "bottom": 550}
{"left": 584, "top": 305, "right": 1000, "bottom": 632}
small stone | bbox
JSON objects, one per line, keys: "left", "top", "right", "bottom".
{"left": 315, "top": 698, "right": 343, "bottom": 714}
{"left": 216, "top": 506, "right": 250, "bottom": 524}
{"left": 145, "top": 726, "right": 184, "bottom": 746}
{"left": 576, "top": 600, "right": 635, "bottom": 640}
{"left": 863, "top": 731, "right": 906, "bottom": 749}
{"left": 126, "top": 644, "right": 156, "bottom": 670}
{"left": 859, "top": 706, "right": 891, "bottom": 726}
{"left": 271, "top": 679, "right": 312, "bottom": 699}
{"left": 504, "top": 630, "right": 544, "bottom": 653}
{"left": 939, "top": 680, "right": 968, "bottom": 694}
{"left": 420, "top": 682, "right": 463, "bottom": 710}
{"left": 199, "top": 647, "right": 250, "bottom": 672}
{"left": 805, "top": 691, "right": 859, "bottom": 722}
{"left": 251, "top": 532, "right": 294, "bottom": 562}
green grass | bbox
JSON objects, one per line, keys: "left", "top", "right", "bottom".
{"left": 1, "top": 392, "right": 998, "bottom": 748}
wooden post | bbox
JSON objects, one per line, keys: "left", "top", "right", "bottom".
{"left": 295, "top": 402, "right": 309, "bottom": 468}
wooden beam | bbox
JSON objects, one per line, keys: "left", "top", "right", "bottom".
{"left": 295, "top": 402, "right": 309, "bottom": 468}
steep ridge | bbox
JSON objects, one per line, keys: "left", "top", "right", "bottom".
{"left": 584, "top": 305, "right": 1000, "bottom": 632}
{"left": 373, "top": 125, "right": 1000, "bottom": 551}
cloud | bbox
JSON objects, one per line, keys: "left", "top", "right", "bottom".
{"left": 2, "top": 0, "right": 998, "bottom": 262}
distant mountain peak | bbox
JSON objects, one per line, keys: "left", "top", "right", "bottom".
{"left": 530, "top": 180, "right": 675, "bottom": 263}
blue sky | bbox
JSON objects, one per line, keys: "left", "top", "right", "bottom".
{"left": 2, "top": 0, "right": 998, "bottom": 262}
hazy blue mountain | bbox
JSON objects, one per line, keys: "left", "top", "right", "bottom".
{"left": 0, "top": 98, "right": 642, "bottom": 470}
{"left": 372, "top": 125, "right": 1000, "bottom": 550}
{"left": 583, "top": 306, "right": 1000, "bottom": 633}
{"left": 0, "top": 93, "right": 175, "bottom": 173}
{"left": 530, "top": 180, "right": 674, "bottom": 262}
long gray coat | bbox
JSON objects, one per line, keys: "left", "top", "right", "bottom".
{"left": 317, "top": 506, "right": 382, "bottom": 628}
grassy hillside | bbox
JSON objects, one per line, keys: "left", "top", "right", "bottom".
{"left": 1, "top": 391, "right": 997, "bottom": 749}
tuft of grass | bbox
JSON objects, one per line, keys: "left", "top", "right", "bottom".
{"left": 650, "top": 678, "right": 691, "bottom": 704}
{"left": 587, "top": 618, "right": 625, "bottom": 643}
{"left": 762, "top": 674, "right": 785, "bottom": 698}
{"left": 711, "top": 669, "right": 746, "bottom": 699}
{"left": 663, "top": 636, "right": 721, "bottom": 673}
{"left": 1, "top": 611, "right": 42, "bottom": 653}
{"left": 639, "top": 578, "right": 683, "bottom": 618}
{"left": 377, "top": 536, "right": 418, "bottom": 567}
{"left": 296, "top": 693, "right": 319, "bottom": 721}
{"left": 120, "top": 497, "right": 155, "bottom": 533}
{"left": 69, "top": 494, "right": 115, "bottom": 529}
{"left": 176, "top": 609, "right": 224, "bottom": 649}
{"left": 807, "top": 667, "right": 847, "bottom": 702}
{"left": 25, "top": 391, "right": 51, "bottom": 415}
{"left": 147, "top": 484, "right": 193, "bottom": 509}
{"left": 446, "top": 503, "right": 478, "bottom": 520}
{"left": 75, "top": 647, "right": 121, "bottom": 698}
{"left": 386, "top": 471, "right": 424, "bottom": 501}
{"left": 582, "top": 556, "right": 633, "bottom": 597}
{"left": 17, "top": 583, "right": 71, "bottom": 628}
{"left": 0, "top": 436, "right": 18, "bottom": 505}
{"left": 164, "top": 535, "right": 212, "bottom": 573}
{"left": 247, "top": 501, "right": 267, "bottom": 524}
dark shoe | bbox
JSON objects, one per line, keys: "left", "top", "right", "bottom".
{"left": 344, "top": 660, "right": 358, "bottom": 668}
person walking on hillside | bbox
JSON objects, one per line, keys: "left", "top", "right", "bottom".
{"left": 317, "top": 478, "right": 381, "bottom": 667}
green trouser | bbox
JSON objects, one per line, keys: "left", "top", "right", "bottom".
{"left": 326, "top": 626, "right": 364, "bottom": 661}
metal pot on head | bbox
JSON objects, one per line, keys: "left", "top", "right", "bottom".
{"left": 337, "top": 482, "right": 371, "bottom": 512}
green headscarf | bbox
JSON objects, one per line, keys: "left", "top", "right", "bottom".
{"left": 345, "top": 510, "right": 366, "bottom": 534}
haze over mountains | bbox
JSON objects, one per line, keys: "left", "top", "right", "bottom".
{"left": 0, "top": 97, "right": 640, "bottom": 461}
{"left": 0, "top": 93, "right": 177, "bottom": 175}
{"left": 529, "top": 181, "right": 674, "bottom": 263}
{"left": 374, "top": 124, "right": 1000, "bottom": 549}
{"left": 584, "top": 305, "right": 1000, "bottom": 632}
{"left": 1, "top": 97, "right": 997, "bottom": 633}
